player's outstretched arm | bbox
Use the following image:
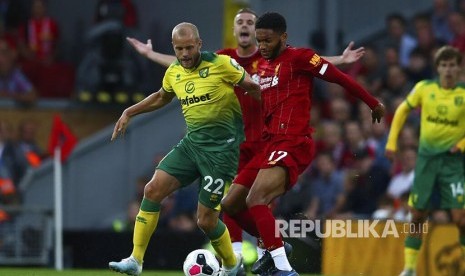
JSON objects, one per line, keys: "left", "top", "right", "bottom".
{"left": 126, "top": 37, "right": 176, "bottom": 68}
{"left": 111, "top": 89, "right": 175, "bottom": 141}
{"left": 322, "top": 41, "right": 365, "bottom": 66}
{"left": 385, "top": 101, "right": 411, "bottom": 160}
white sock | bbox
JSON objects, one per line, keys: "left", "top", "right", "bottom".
{"left": 232, "top": 242, "right": 242, "bottom": 254}
{"left": 270, "top": 246, "right": 292, "bottom": 271}
{"left": 256, "top": 246, "right": 266, "bottom": 259}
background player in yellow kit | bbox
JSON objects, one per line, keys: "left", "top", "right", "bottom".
{"left": 386, "top": 45, "right": 465, "bottom": 276}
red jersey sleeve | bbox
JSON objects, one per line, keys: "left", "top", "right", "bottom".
{"left": 295, "top": 49, "right": 380, "bottom": 109}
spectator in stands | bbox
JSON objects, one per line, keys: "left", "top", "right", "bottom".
{"left": 392, "top": 191, "right": 412, "bottom": 222}
{"left": 384, "top": 45, "right": 401, "bottom": 67}
{"left": 412, "top": 12, "right": 447, "bottom": 60}
{"left": 372, "top": 195, "right": 395, "bottom": 220}
{"left": 272, "top": 175, "right": 309, "bottom": 220}
{"left": 315, "top": 121, "right": 344, "bottom": 170}
{"left": 380, "top": 64, "right": 414, "bottom": 98}
{"left": 386, "top": 146, "right": 416, "bottom": 200}
{"left": 339, "top": 121, "right": 374, "bottom": 169}
{"left": 337, "top": 148, "right": 391, "bottom": 219}
{"left": 431, "top": 0, "right": 454, "bottom": 43}
{"left": 448, "top": 11, "right": 465, "bottom": 55}
{"left": 405, "top": 48, "right": 434, "bottom": 83}
{"left": 305, "top": 152, "right": 345, "bottom": 220}
{"left": 359, "top": 102, "right": 391, "bottom": 172}
{"left": 0, "top": 120, "right": 24, "bottom": 189}
{"left": 0, "top": 38, "right": 37, "bottom": 105}
{"left": 15, "top": 119, "right": 47, "bottom": 170}
{"left": 76, "top": 0, "right": 148, "bottom": 105}
{"left": 458, "top": 0, "right": 465, "bottom": 13}
{"left": 95, "top": 0, "right": 138, "bottom": 28}
{"left": 398, "top": 125, "right": 419, "bottom": 151}
{"left": 18, "top": 0, "right": 59, "bottom": 64}
{"left": 388, "top": 124, "right": 419, "bottom": 176}
{"left": 17, "top": 0, "right": 75, "bottom": 99}
{"left": 0, "top": 161, "right": 20, "bottom": 223}
{"left": 379, "top": 13, "right": 417, "bottom": 68}
{"left": 0, "top": 0, "right": 27, "bottom": 37}
{"left": 329, "top": 97, "right": 352, "bottom": 127}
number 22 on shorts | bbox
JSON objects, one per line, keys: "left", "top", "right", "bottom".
{"left": 203, "top": 176, "right": 224, "bottom": 195}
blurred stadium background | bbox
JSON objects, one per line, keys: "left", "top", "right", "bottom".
{"left": 0, "top": 0, "right": 463, "bottom": 275}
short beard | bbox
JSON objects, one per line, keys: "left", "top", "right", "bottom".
{"left": 269, "top": 41, "right": 283, "bottom": 59}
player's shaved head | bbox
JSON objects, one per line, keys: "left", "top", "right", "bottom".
{"left": 172, "top": 22, "right": 200, "bottom": 40}
{"left": 171, "top": 22, "right": 203, "bottom": 69}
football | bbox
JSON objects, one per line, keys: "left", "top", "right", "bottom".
{"left": 183, "top": 249, "right": 221, "bottom": 276}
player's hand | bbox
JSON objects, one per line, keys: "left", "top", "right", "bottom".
{"left": 126, "top": 37, "right": 153, "bottom": 57}
{"left": 450, "top": 145, "right": 461, "bottom": 153}
{"left": 385, "top": 149, "right": 396, "bottom": 162}
{"left": 341, "top": 41, "right": 365, "bottom": 64}
{"left": 111, "top": 112, "right": 130, "bottom": 141}
{"left": 371, "top": 102, "right": 385, "bottom": 123}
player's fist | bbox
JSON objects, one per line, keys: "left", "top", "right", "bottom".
{"left": 371, "top": 103, "right": 385, "bottom": 123}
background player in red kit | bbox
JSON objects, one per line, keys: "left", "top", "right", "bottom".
{"left": 126, "top": 8, "right": 365, "bottom": 264}
{"left": 220, "top": 12, "right": 385, "bottom": 276}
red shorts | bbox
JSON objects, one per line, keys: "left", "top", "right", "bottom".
{"left": 234, "top": 135, "right": 315, "bottom": 189}
{"left": 238, "top": 140, "right": 263, "bottom": 173}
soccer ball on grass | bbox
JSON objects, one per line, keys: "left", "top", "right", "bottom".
{"left": 183, "top": 249, "right": 221, "bottom": 276}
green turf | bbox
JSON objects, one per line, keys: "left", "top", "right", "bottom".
{"left": 0, "top": 268, "right": 176, "bottom": 276}
{"left": 0, "top": 268, "right": 321, "bottom": 276}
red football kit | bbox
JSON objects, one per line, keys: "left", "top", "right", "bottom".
{"left": 235, "top": 46, "right": 380, "bottom": 189}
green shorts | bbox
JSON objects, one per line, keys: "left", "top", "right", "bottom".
{"left": 409, "top": 152, "right": 465, "bottom": 210}
{"left": 157, "top": 137, "right": 239, "bottom": 209}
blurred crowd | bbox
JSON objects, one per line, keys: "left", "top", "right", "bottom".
{"left": 0, "top": 0, "right": 150, "bottom": 106}
{"left": 0, "top": 118, "right": 45, "bottom": 221}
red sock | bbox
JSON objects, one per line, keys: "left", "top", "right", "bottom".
{"left": 231, "top": 209, "right": 260, "bottom": 238}
{"left": 249, "top": 205, "right": 283, "bottom": 250}
{"left": 223, "top": 213, "right": 243, "bottom": 242}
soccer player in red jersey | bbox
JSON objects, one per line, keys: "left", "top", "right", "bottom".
{"left": 220, "top": 12, "right": 385, "bottom": 276}
{"left": 126, "top": 8, "right": 365, "bottom": 265}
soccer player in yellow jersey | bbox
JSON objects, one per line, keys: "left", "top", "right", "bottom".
{"left": 386, "top": 46, "right": 465, "bottom": 276}
{"left": 108, "top": 22, "right": 260, "bottom": 276}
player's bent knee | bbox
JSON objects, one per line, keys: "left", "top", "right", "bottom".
{"left": 143, "top": 182, "right": 165, "bottom": 202}
{"left": 410, "top": 210, "right": 428, "bottom": 224}
{"left": 221, "top": 197, "right": 238, "bottom": 215}
{"left": 197, "top": 217, "right": 217, "bottom": 233}
{"left": 245, "top": 193, "right": 267, "bottom": 208}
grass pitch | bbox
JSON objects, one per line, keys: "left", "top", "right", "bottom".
{"left": 0, "top": 268, "right": 320, "bottom": 276}
{"left": 0, "top": 268, "right": 178, "bottom": 276}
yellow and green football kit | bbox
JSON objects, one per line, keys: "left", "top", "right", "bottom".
{"left": 158, "top": 51, "right": 246, "bottom": 208}
{"left": 388, "top": 80, "right": 465, "bottom": 209}
{"left": 131, "top": 52, "right": 245, "bottom": 267}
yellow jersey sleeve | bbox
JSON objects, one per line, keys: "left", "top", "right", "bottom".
{"left": 217, "top": 55, "right": 246, "bottom": 85}
{"left": 405, "top": 80, "right": 428, "bottom": 109}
